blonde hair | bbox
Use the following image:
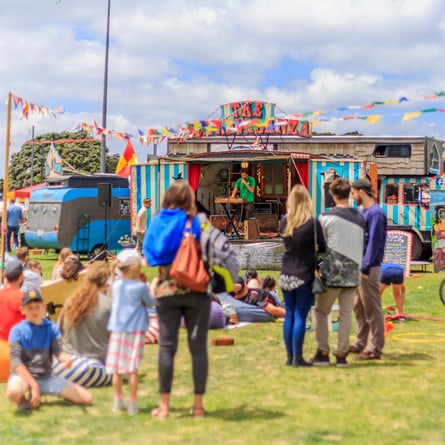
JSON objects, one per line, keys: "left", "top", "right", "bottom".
{"left": 55, "top": 247, "right": 73, "bottom": 268}
{"left": 62, "top": 262, "right": 111, "bottom": 328}
{"left": 283, "top": 184, "right": 312, "bottom": 237}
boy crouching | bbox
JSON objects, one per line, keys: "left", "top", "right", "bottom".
{"left": 6, "top": 289, "right": 93, "bottom": 410}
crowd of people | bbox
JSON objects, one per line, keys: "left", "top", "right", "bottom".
{"left": 1, "top": 176, "right": 403, "bottom": 417}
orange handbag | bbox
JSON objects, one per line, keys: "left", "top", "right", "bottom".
{"left": 170, "top": 219, "right": 209, "bottom": 293}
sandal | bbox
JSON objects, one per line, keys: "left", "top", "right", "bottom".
{"left": 190, "top": 406, "right": 205, "bottom": 418}
{"left": 151, "top": 407, "right": 169, "bottom": 419}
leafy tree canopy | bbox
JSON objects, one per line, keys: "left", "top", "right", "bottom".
{"left": 8, "top": 131, "right": 121, "bottom": 190}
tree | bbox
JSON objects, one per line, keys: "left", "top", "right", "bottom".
{"left": 8, "top": 131, "right": 120, "bottom": 190}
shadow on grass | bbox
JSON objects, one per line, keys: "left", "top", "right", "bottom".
{"left": 207, "top": 404, "right": 285, "bottom": 421}
{"left": 351, "top": 351, "right": 435, "bottom": 367}
{"left": 384, "top": 352, "right": 435, "bottom": 361}
{"left": 14, "top": 399, "right": 92, "bottom": 416}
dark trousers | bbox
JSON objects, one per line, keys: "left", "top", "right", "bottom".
{"left": 6, "top": 225, "right": 19, "bottom": 252}
{"left": 155, "top": 292, "right": 211, "bottom": 394}
{"left": 234, "top": 203, "right": 254, "bottom": 224}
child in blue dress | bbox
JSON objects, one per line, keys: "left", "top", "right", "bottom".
{"left": 105, "top": 249, "right": 154, "bottom": 415}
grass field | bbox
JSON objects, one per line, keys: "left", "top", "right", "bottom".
{"left": 1, "top": 254, "right": 445, "bottom": 444}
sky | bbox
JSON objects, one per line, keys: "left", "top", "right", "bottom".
{"left": 2, "top": 0, "right": 445, "bottom": 171}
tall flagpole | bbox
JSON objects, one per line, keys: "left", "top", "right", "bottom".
{"left": 100, "top": 0, "right": 111, "bottom": 173}
{"left": 1, "top": 92, "right": 12, "bottom": 280}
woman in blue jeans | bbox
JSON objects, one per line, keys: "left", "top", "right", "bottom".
{"left": 279, "top": 185, "right": 326, "bottom": 367}
{"left": 144, "top": 181, "right": 211, "bottom": 418}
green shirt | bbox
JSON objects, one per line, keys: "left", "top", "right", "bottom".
{"left": 235, "top": 176, "right": 256, "bottom": 203}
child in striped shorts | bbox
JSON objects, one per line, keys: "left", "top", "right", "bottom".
{"left": 105, "top": 249, "right": 154, "bottom": 415}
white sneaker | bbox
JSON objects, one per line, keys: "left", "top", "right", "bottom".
{"left": 127, "top": 402, "right": 139, "bottom": 416}
{"left": 112, "top": 399, "right": 128, "bottom": 413}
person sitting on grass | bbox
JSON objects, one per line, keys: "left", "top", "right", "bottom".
{"left": 232, "top": 277, "right": 285, "bottom": 319}
{"left": 22, "top": 260, "right": 43, "bottom": 293}
{"left": 61, "top": 255, "right": 84, "bottom": 282}
{"left": 52, "top": 262, "right": 113, "bottom": 388}
{"left": 261, "top": 275, "right": 281, "bottom": 304}
{"left": 51, "top": 247, "right": 74, "bottom": 281}
{"left": 245, "top": 268, "right": 261, "bottom": 289}
{"left": 6, "top": 289, "right": 93, "bottom": 411}
{"left": 16, "top": 246, "right": 30, "bottom": 268}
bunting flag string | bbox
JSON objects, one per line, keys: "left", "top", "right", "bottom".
{"left": 10, "top": 92, "right": 64, "bottom": 119}
{"left": 309, "top": 107, "right": 445, "bottom": 126}
{"left": 8, "top": 91, "right": 445, "bottom": 148}
{"left": 76, "top": 105, "right": 445, "bottom": 145}
{"left": 293, "top": 91, "right": 445, "bottom": 120}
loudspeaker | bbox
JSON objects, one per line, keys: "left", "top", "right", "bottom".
{"left": 98, "top": 183, "right": 112, "bottom": 207}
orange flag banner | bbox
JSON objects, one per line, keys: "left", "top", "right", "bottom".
{"left": 115, "top": 139, "right": 138, "bottom": 178}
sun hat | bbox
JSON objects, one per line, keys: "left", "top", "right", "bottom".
{"left": 117, "top": 249, "right": 143, "bottom": 267}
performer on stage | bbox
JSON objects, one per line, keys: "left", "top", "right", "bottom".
{"left": 230, "top": 168, "right": 256, "bottom": 230}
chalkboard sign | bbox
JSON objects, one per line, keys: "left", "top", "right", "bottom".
{"left": 383, "top": 230, "right": 412, "bottom": 277}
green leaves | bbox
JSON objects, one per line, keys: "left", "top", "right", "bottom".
{"left": 8, "top": 131, "right": 119, "bottom": 189}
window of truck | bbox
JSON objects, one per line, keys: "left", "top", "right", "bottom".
{"left": 384, "top": 183, "right": 399, "bottom": 204}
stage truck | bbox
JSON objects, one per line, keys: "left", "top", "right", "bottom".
{"left": 163, "top": 121, "right": 444, "bottom": 259}
{"left": 130, "top": 152, "right": 367, "bottom": 269}
{"left": 25, "top": 174, "right": 131, "bottom": 257}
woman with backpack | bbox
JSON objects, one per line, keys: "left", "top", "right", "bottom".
{"left": 144, "top": 181, "right": 211, "bottom": 419}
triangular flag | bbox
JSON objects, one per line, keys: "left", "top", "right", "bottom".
{"left": 45, "top": 142, "right": 63, "bottom": 177}
{"left": 115, "top": 138, "right": 138, "bottom": 178}
{"left": 402, "top": 111, "right": 422, "bottom": 121}
{"left": 366, "top": 115, "right": 382, "bottom": 124}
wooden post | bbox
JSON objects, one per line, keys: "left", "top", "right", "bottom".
{"left": 1, "top": 92, "right": 12, "bottom": 281}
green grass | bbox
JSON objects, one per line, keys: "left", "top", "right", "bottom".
{"left": 1, "top": 255, "right": 445, "bottom": 444}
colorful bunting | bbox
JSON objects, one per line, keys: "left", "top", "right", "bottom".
{"left": 10, "top": 92, "right": 64, "bottom": 119}
{"left": 9, "top": 91, "right": 445, "bottom": 148}
{"left": 295, "top": 91, "right": 445, "bottom": 120}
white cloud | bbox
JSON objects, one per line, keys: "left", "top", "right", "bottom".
{"left": 1, "top": 0, "right": 445, "bottom": 171}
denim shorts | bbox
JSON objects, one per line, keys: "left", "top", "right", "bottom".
{"left": 9, "top": 373, "right": 70, "bottom": 396}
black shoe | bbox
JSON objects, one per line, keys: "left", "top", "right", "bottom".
{"left": 311, "top": 349, "right": 330, "bottom": 366}
{"left": 334, "top": 353, "right": 348, "bottom": 368}
{"left": 285, "top": 355, "right": 293, "bottom": 366}
{"left": 292, "top": 355, "right": 313, "bottom": 367}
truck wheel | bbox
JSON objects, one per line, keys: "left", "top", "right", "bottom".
{"left": 411, "top": 235, "right": 423, "bottom": 261}
{"left": 440, "top": 279, "right": 445, "bottom": 307}
{"left": 90, "top": 245, "right": 107, "bottom": 261}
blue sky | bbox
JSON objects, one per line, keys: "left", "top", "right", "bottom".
{"left": 1, "top": 0, "right": 445, "bottom": 167}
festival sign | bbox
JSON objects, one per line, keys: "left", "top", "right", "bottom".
{"left": 383, "top": 230, "right": 412, "bottom": 277}
{"left": 219, "top": 100, "right": 311, "bottom": 137}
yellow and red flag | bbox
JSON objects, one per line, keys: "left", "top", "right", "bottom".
{"left": 115, "top": 138, "right": 138, "bottom": 178}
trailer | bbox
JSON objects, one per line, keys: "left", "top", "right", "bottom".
{"left": 131, "top": 152, "right": 366, "bottom": 269}
{"left": 25, "top": 174, "right": 131, "bottom": 257}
